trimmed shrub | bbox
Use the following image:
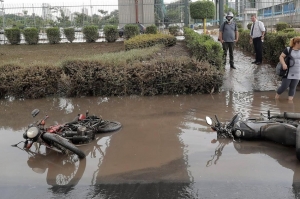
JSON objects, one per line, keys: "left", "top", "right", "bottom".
{"left": 146, "top": 24, "right": 158, "bottom": 34}
{"left": 169, "top": 26, "right": 179, "bottom": 35}
{"left": 124, "top": 24, "right": 139, "bottom": 39}
{"left": 184, "top": 27, "right": 223, "bottom": 70}
{"left": 23, "top": 28, "right": 39, "bottom": 45}
{"left": 64, "top": 28, "right": 75, "bottom": 43}
{"left": 4, "top": 28, "right": 21, "bottom": 45}
{"left": 0, "top": 64, "right": 60, "bottom": 99}
{"left": 276, "top": 22, "right": 289, "bottom": 32}
{"left": 103, "top": 25, "right": 119, "bottom": 42}
{"left": 0, "top": 45, "right": 223, "bottom": 98}
{"left": 46, "top": 27, "right": 61, "bottom": 44}
{"left": 82, "top": 25, "right": 99, "bottom": 43}
{"left": 124, "top": 34, "right": 176, "bottom": 51}
{"left": 60, "top": 56, "right": 223, "bottom": 97}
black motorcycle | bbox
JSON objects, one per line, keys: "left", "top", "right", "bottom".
{"left": 12, "top": 109, "right": 86, "bottom": 159}
{"left": 205, "top": 110, "right": 300, "bottom": 161}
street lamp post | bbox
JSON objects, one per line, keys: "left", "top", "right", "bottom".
{"left": 0, "top": 0, "right": 4, "bottom": 29}
{"left": 0, "top": 0, "right": 4, "bottom": 44}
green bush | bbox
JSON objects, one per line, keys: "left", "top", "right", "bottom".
{"left": 281, "top": 28, "right": 295, "bottom": 33}
{"left": 184, "top": 27, "right": 223, "bottom": 70}
{"left": 23, "top": 28, "right": 39, "bottom": 45}
{"left": 169, "top": 26, "right": 179, "bottom": 35}
{"left": 237, "top": 29, "right": 300, "bottom": 64}
{"left": 276, "top": 22, "right": 289, "bottom": 32}
{"left": 46, "top": 27, "right": 61, "bottom": 44}
{"left": 103, "top": 25, "right": 119, "bottom": 42}
{"left": 124, "top": 24, "right": 140, "bottom": 39}
{"left": 64, "top": 28, "right": 75, "bottom": 43}
{"left": 124, "top": 33, "right": 176, "bottom": 50}
{"left": 82, "top": 25, "right": 99, "bottom": 43}
{"left": 4, "top": 28, "right": 21, "bottom": 45}
{"left": 247, "top": 23, "right": 252, "bottom": 30}
{"left": 236, "top": 22, "right": 242, "bottom": 29}
{"left": 146, "top": 25, "right": 158, "bottom": 34}
{"left": 61, "top": 56, "right": 223, "bottom": 97}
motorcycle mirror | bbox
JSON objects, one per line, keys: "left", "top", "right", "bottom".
{"left": 31, "top": 109, "right": 40, "bottom": 118}
{"left": 206, "top": 116, "right": 213, "bottom": 126}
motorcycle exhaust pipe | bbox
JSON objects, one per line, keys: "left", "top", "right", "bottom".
{"left": 63, "top": 131, "right": 78, "bottom": 137}
{"left": 70, "top": 135, "right": 90, "bottom": 143}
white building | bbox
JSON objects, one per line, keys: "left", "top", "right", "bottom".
{"left": 42, "top": 3, "right": 53, "bottom": 20}
{"left": 82, "top": 7, "right": 88, "bottom": 15}
{"left": 118, "top": 0, "right": 155, "bottom": 27}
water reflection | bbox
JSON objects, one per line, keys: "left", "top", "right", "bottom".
{"left": 1, "top": 92, "right": 300, "bottom": 198}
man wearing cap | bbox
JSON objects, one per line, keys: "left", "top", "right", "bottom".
{"left": 218, "top": 12, "right": 239, "bottom": 69}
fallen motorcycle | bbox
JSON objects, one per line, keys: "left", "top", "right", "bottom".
{"left": 12, "top": 109, "right": 86, "bottom": 159}
{"left": 205, "top": 110, "right": 300, "bottom": 161}
{"left": 47, "top": 110, "right": 122, "bottom": 145}
{"left": 71, "top": 110, "right": 122, "bottom": 133}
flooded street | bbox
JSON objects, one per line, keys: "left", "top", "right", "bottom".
{"left": 1, "top": 40, "right": 300, "bottom": 198}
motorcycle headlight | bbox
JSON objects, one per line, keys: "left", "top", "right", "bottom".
{"left": 27, "top": 127, "right": 39, "bottom": 139}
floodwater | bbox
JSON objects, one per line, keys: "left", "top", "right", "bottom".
{"left": 1, "top": 44, "right": 300, "bottom": 199}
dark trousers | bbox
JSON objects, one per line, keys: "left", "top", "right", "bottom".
{"left": 222, "top": 42, "right": 235, "bottom": 66}
{"left": 253, "top": 37, "right": 262, "bottom": 62}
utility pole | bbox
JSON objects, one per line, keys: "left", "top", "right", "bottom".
{"left": 219, "top": 0, "right": 224, "bottom": 25}
{"left": 90, "top": 0, "right": 93, "bottom": 24}
{"left": 184, "top": 0, "right": 189, "bottom": 27}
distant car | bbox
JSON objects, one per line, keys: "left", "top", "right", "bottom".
{"left": 118, "top": 23, "right": 146, "bottom": 37}
{"left": 0, "top": 29, "right": 4, "bottom": 34}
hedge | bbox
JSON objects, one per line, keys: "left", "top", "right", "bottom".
{"left": 146, "top": 25, "right": 158, "bottom": 34}
{"left": 124, "top": 24, "right": 140, "bottom": 39}
{"left": 4, "top": 28, "right": 21, "bottom": 45}
{"left": 0, "top": 46, "right": 223, "bottom": 99}
{"left": 46, "top": 27, "right": 61, "bottom": 44}
{"left": 103, "top": 25, "right": 119, "bottom": 42}
{"left": 236, "top": 29, "right": 300, "bottom": 64}
{"left": 23, "top": 28, "right": 39, "bottom": 45}
{"left": 124, "top": 34, "right": 176, "bottom": 50}
{"left": 184, "top": 27, "right": 224, "bottom": 70}
{"left": 82, "top": 25, "right": 99, "bottom": 43}
{"left": 64, "top": 28, "right": 75, "bottom": 43}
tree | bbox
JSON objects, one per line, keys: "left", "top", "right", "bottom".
{"left": 224, "top": 5, "right": 237, "bottom": 17}
{"left": 190, "top": 0, "right": 215, "bottom": 33}
{"left": 56, "top": 9, "right": 71, "bottom": 27}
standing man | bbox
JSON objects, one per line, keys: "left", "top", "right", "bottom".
{"left": 249, "top": 14, "right": 265, "bottom": 65}
{"left": 218, "top": 12, "right": 239, "bottom": 69}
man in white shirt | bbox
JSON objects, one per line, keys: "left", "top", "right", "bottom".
{"left": 249, "top": 14, "right": 266, "bottom": 65}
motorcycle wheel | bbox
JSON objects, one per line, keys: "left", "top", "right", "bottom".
{"left": 97, "top": 120, "right": 122, "bottom": 133}
{"left": 296, "top": 126, "right": 300, "bottom": 161}
{"left": 42, "top": 133, "right": 86, "bottom": 159}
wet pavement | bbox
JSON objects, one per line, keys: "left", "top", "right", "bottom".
{"left": 1, "top": 34, "right": 300, "bottom": 198}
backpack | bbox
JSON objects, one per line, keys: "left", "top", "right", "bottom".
{"left": 218, "top": 22, "right": 237, "bottom": 41}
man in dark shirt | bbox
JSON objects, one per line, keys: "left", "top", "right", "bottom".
{"left": 218, "top": 12, "right": 239, "bottom": 69}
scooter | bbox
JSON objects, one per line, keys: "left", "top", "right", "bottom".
{"left": 205, "top": 110, "right": 300, "bottom": 161}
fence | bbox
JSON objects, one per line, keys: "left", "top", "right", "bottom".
{"left": 0, "top": 1, "right": 186, "bottom": 44}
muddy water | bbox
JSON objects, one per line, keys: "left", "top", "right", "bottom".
{"left": 0, "top": 90, "right": 300, "bottom": 199}
{"left": 0, "top": 39, "right": 299, "bottom": 198}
